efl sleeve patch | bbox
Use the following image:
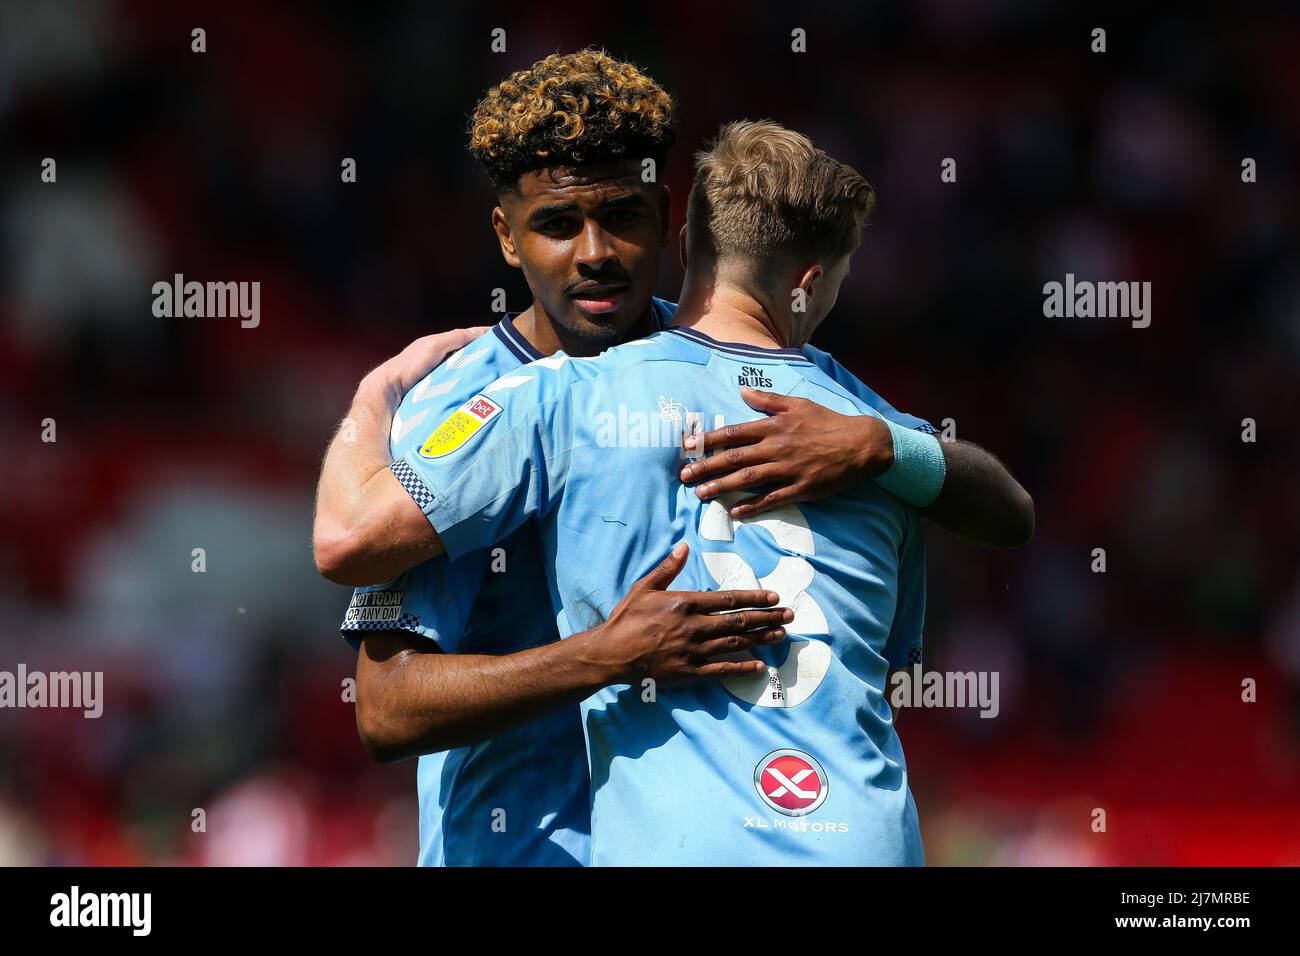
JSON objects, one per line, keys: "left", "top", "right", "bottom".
{"left": 417, "top": 394, "right": 502, "bottom": 458}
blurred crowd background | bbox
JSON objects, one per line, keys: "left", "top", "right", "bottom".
{"left": 1, "top": 0, "right": 1297, "bottom": 865}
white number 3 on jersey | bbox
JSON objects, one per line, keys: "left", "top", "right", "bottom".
{"left": 698, "top": 494, "right": 833, "bottom": 708}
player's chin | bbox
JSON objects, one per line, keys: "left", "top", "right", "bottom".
{"left": 567, "top": 292, "right": 642, "bottom": 341}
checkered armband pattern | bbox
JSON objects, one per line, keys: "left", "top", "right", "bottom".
{"left": 341, "top": 611, "right": 423, "bottom": 633}
{"left": 907, "top": 646, "right": 923, "bottom": 666}
{"left": 390, "top": 458, "right": 434, "bottom": 511}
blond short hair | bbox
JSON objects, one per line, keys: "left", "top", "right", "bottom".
{"left": 686, "top": 119, "right": 875, "bottom": 263}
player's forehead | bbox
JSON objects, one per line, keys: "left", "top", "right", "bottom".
{"left": 508, "top": 160, "right": 649, "bottom": 211}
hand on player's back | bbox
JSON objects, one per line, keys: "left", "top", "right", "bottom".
{"left": 364, "top": 326, "right": 492, "bottom": 407}
{"left": 678, "top": 387, "right": 895, "bottom": 519}
{"left": 584, "top": 542, "right": 792, "bottom": 687}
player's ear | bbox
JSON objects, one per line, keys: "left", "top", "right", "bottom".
{"left": 492, "top": 206, "right": 521, "bottom": 269}
{"left": 798, "top": 263, "right": 824, "bottom": 298}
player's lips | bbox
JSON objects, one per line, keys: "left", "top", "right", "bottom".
{"left": 569, "top": 282, "right": 629, "bottom": 314}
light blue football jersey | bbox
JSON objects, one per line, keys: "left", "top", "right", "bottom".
{"left": 396, "top": 324, "right": 931, "bottom": 866}
{"left": 342, "top": 306, "right": 652, "bottom": 866}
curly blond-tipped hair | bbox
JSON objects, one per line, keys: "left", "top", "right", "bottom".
{"left": 687, "top": 119, "right": 875, "bottom": 262}
{"left": 468, "top": 48, "right": 676, "bottom": 191}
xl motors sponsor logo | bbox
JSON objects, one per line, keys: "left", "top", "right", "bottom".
{"left": 754, "top": 749, "right": 828, "bottom": 816}
{"left": 745, "top": 749, "right": 848, "bottom": 833}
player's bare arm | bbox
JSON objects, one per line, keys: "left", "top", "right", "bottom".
{"left": 312, "top": 328, "right": 487, "bottom": 585}
{"left": 678, "top": 386, "right": 1034, "bottom": 549}
{"left": 355, "top": 542, "right": 789, "bottom": 762}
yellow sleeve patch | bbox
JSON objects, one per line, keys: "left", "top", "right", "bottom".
{"left": 418, "top": 394, "right": 503, "bottom": 458}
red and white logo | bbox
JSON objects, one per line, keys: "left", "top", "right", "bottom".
{"left": 466, "top": 396, "right": 500, "bottom": 421}
{"left": 754, "top": 749, "right": 828, "bottom": 816}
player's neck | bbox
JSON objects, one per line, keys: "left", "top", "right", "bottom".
{"left": 511, "top": 305, "right": 561, "bottom": 356}
{"left": 671, "top": 276, "right": 792, "bottom": 350}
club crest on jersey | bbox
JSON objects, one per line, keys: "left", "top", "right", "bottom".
{"left": 754, "top": 749, "right": 828, "bottom": 816}
{"left": 418, "top": 394, "right": 502, "bottom": 458}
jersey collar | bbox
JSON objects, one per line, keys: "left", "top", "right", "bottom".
{"left": 667, "top": 326, "right": 812, "bottom": 364}
{"left": 493, "top": 313, "right": 545, "bottom": 362}
{"left": 495, "top": 300, "right": 671, "bottom": 363}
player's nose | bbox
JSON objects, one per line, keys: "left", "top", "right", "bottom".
{"left": 573, "top": 221, "right": 618, "bottom": 269}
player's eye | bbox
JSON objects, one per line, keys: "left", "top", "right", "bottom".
{"left": 605, "top": 209, "right": 639, "bottom": 225}
{"left": 538, "top": 216, "right": 577, "bottom": 235}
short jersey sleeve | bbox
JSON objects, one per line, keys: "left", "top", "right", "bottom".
{"left": 339, "top": 551, "right": 490, "bottom": 652}
{"left": 338, "top": 332, "right": 506, "bottom": 652}
{"left": 395, "top": 357, "right": 585, "bottom": 562}
{"left": 802, "top": 344, "right": 937, "bottom": 434}
{"left": 882, "top": 506, "right": 927, "bottom": 669}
